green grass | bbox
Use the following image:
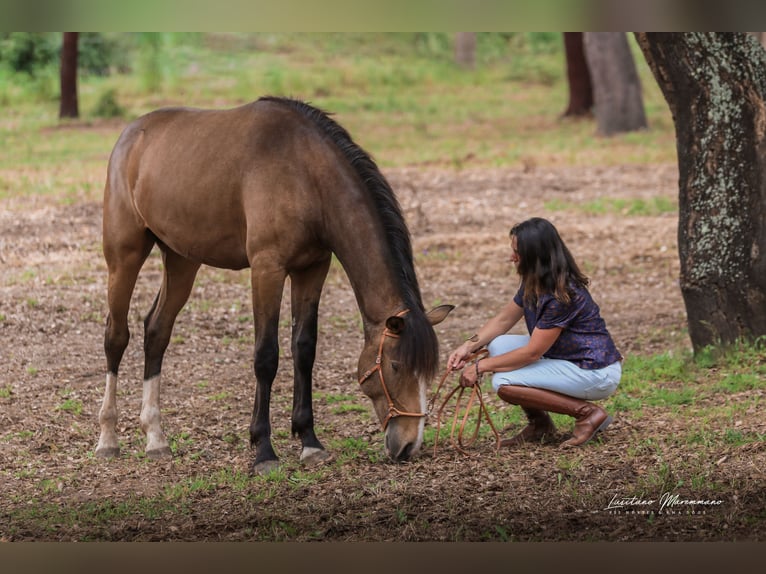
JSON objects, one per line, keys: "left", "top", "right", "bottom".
{"left": 612, "top": 339, "right": 764, "bottom": 404}
{"left": 56, "top": 398, "right": 83, "bottom": 416}
{"left": 714, "top": 372, "right": 762, "bottom": 393}
{"left": 56, "top": 388, "right": 84, "bottom": 416}
{"left": 544, "top": 196, "right": 677, "bottom": 216}
{"left": 0, "top": 33, "right": 677, "bottom": 207}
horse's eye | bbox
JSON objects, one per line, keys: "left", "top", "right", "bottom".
{"left": 390, "top": 361, "right": 401, "bottom": 373}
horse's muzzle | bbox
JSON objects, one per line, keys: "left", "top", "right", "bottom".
{"left": 385, "top": 428, "right": 421, "bottom": 462}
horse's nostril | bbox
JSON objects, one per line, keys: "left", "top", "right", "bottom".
{"left": 385, "top": 436, "right": 413, "bottom": 462}
{"left": 396, "top": 442, "right": 414, "bottom": 462}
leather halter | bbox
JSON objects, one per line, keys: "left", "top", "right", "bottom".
{"left": 358, "top": 309, "right": 426, "bottom": 430}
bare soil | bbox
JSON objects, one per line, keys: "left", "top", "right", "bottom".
{"left": 1, "top": 163, "right": 764, "bottom": 541}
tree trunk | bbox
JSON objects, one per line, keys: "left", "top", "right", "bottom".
{"left": 636, "top": 32, "right": 766, "bottom": 351}
{"left": 454, "top": 32, "right": 476, "bottom": 69}
{"left": 562, "top": 32, "right": 593, "bottom": 117}
{"left": 584, "top": 32, "right": 647, "bottom": 135}
{"left": 747, "top": 32, "right": 766, "bottom": 49}
{"left": 59, "top": 32, "right": 79, "bottom": 119}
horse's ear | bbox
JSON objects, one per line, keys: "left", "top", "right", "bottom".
{"left": 426, "top": 304, "right": 455, "bottom": 326}
{"left": 386, "top": 315, "right": 406, "bottom": 334}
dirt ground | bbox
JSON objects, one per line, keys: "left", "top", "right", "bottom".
{"left": 1, "top": 162, "right": 763, "bottom": 541}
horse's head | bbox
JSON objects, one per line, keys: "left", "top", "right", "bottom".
{"left": 358, "top": 304, "right": 454, "bottom": 462}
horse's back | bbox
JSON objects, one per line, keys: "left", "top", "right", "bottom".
{"left": 104, "top": 100, "right": 341, "bottom": 270}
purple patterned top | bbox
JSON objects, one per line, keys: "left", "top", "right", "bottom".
{"left": 513, "top": 283, "right": 622, "bottom": 369}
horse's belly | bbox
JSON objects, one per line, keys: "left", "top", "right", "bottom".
{"left": 133, "top": 182, "right": 250, "bottom": 269}
{"left": 160, "top": 232, "right": 249, "bottom": 270}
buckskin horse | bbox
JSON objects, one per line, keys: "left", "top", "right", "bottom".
{"left": 97, "top": 96, "right": 453, "bottom": 474}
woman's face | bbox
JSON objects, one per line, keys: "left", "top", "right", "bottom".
{"left": 509, "top": 236, "right": 520, "bottom": 272}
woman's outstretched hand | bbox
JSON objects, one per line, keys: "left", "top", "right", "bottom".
{"left": 447, "top": 342, "right": 473, "bottom": 372}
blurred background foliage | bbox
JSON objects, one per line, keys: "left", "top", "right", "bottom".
{"left": 0, "top": 32, "right": 675, "bottom": 169}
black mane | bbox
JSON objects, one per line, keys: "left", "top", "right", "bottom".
{"left": 259, "top": 96, "right": 439, "bottom": 380}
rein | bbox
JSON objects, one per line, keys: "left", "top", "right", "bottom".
{"left": 358, "top": 309, "right": 427, "bottom": 430}
{"left": 428, "top": 349, "right": 501, "bottom": 456}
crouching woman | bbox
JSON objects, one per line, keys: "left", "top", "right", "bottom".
{"left": 447, "top": 217, "right": 623, "bottom": 447}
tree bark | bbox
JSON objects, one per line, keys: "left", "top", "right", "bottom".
{"left": 59, "top": 32, "right": 79, "bottom": 119}
{"left": 454, "top": 32, "right": 476, "bottom": 69}
{"left": 747, "top": 32, "right": 766, "bottom": 49}
{"left": 584, "top": 32, "right": 647, "bottom": 135}
{"left": 636, "top": 32, "right": 766, "bottom": 351}
{"left": 562, "top": 32, "right": 593, "bottom": 117}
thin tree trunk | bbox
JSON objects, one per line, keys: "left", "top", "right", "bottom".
{"left": 59, "top": 32, "right": 79, "bottom": 119}
{"left": 454, "top": 32, "right": 476, "bottom": 69}
{"left": 584, "top": 32, "right": 647, "bottom": 135}
{"left": 636, "top": 32, "right": 766, "bottom": 351}
{"left": 562, "top": 32, "right": 593, "bottom": 117}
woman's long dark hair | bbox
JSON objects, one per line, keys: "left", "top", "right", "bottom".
{"left": 510, "top": 217, "right": 589, "bottom": 306}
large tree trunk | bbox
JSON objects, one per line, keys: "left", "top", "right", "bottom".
{"left": 562, "top": 32, "right": 593, "bottom": 117}
{"left": 454, "top": 32, "right": 476, "bottom": 69}
{"left": 59, "top": 32, "right": 79, "bottom": 119}
{"left": 636, "top": 32, "right": 766, "bottom": 351}
{"left": 584, "top": 32, "right": 647, "bottom": 135}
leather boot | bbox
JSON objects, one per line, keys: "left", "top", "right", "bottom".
{"left": 499, "top": 407, "right": 556, "bottom": 447}
{"left": 496, "top": 385, "right": 612, "bottom": 447}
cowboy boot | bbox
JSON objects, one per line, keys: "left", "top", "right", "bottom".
{"left": 499, "top": 407, "right": 557, "bottom": 447}
{"left": 496, "top": 385, "right": 612, "bottom": 447}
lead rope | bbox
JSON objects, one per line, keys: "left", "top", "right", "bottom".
{"left": 429, "top": 349, "right": 501, "bottom": 456}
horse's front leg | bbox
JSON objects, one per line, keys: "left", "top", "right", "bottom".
{"left": 290, "top": 258, "right": 332, "bottom": 466}
{"left": 249, "top": 266, "right": 287, "bottom": 475}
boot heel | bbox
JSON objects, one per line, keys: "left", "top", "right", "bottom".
{"left": 596, "top": 414, "right": 613, "bottom": 434}
{"left": 563, "top": 411, "right": 612, "bottom": 447}
{"left": 575, "top": 414, "right": 612, "bottom": 446}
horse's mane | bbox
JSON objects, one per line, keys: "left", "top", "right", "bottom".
{"left": 258, "top": 96, "right": 439, "bottom": 381}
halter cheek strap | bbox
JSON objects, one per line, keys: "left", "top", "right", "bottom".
{"left": 358, "top": 309, "right": 426, "bottom": 430}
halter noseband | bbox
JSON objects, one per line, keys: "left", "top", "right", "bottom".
{"left": 358, "top": 309, "right": 426, "bottom": 430}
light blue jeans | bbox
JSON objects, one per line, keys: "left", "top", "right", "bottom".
{"left": 487, "top": 334, "right": 621, "bottom": 400}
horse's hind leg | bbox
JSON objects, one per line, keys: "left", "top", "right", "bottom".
{"left": 141, "top": 247, "right": 200, "bottom": 459}
{"left": 289, "top": 257, "right": 332, "bottom": 466}
{"left": 98, "top": 230, "right": 155, "bottom": 458}
{"left": 248, "top": 263, "right": 287, "bottom": 475}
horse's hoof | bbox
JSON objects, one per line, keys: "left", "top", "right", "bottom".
{"left": 95, "top": 446, "right": 120, "bottom": 459}
{"left": 146, "top": 446, "right": 172, "bottom": 460}
{"left": 251, "top": 459, "right": 280, "bottom": 476}
{"left": 300, "top": 448, "right": 333, "bottom": 467}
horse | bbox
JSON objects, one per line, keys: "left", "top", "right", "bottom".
{"left": 96, "top": 95, "right": 454, "bottom": 474}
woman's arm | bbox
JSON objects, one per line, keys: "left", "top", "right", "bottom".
{"left": 480, "top": 326, "right": 561, "bottom": 373}
{"left": 459, "top": 325, "right": 562, "bottom": 387}
{"left": 447, "top": 300, "right": 524, "bottom": 371}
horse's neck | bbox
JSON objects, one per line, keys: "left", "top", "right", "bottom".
{"left": 336, "top": 243, "right": 403, "bottom": 330}
{"left": 325, "top": 210, "right": 404, "bottom": 330}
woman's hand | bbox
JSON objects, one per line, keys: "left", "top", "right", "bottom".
{"left": 447, "top": 342, "right": 474, "bottom": 372}
{"left": 458, "top": 361, "right": 481, "bottom": 388}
